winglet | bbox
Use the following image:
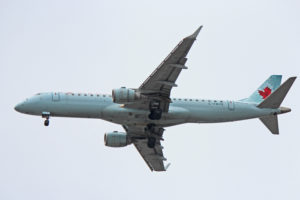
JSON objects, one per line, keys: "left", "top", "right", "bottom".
{"left": 164, "top": 163, "right": 171, "bottom": 170}
{"left": 188, "top": 26, "right": 203, "bottom": 39}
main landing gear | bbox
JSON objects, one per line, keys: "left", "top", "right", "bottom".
{"left": 147, "top": 137, "right": 156, "bottom": 148}
{"left": 148, "top": 100, "right": 162, "bottom": 120}
{"left": 42, "top": 112, "right": 50, "bottom": 127}
{"left": 145, "top": 123, "right": 164, "bottom": 148}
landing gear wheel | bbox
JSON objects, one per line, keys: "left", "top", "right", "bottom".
{"left": 148, "top": 100, "right": 162, "bottom": 120}
{"left": 42, "top": 112, "right": 50, "bottom": 127}
{"left": 147, "top": 137, "right": 156, "bottom": 148}
{"left": 146, "top": 123, "right": 156, "bottom": 132}
{"left": 44, "top": 119, "right": 49, "bottom": 126}
{"left": 148, "top": 109, "right": 162, "bottom": 120}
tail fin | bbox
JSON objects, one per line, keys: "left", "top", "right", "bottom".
{"left": 245, "top": 75, "right": 282, "bottom": 103}
{"left": 258, "top": 77, "right": 296, "bottom": 109}
{"left": 258, "top": 76, "right": 296, "bottom": 135}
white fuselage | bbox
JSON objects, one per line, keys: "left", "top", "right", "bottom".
{"left": 15, "top": 92, "right": 280, "bottom": 127}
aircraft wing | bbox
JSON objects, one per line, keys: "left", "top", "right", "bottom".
{"left": 127, "top": 26, "right": 202, "bottom": 112}
{"left": 123, "top": 125, "right": 168, "bottom": 171}
{"left": 134, "top": 139, "right": 166, "bottom": 171}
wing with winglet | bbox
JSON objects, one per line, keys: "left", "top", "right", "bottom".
{"left": 126, "top": 26, "right": 203, "bottom": 112}
{"left": 120, "top": 27, "right": 203, "bottom": 171}
{"left": 123, "top": 125, "right": 168, "bottom": 171}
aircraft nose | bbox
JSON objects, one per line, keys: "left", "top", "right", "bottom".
{"left": 14, "top": 102, "right": 23, "bottom": 113}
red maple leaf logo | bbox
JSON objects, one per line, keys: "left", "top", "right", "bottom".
{"left": 258, "top": 87, "right": 272, "bottom": 99}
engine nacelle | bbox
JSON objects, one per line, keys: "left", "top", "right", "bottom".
{"left": 104, "top": 131, "right": 130, "bottom": 147}
{"left": 112, "top": 87, "right": 140, "bottom": 104}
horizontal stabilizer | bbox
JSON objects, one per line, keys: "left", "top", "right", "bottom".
{"left": 259, "top": 115, "right": 279, "bottom": 135}
{"left": 258, "top": 77, "right": 296, "bottom": 109}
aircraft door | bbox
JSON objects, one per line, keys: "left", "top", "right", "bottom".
{"left": 52, "top": 92, "right": 60, "bottom": 101}
{"left": 227, "top": 100, "right": 235, "bottom": 111}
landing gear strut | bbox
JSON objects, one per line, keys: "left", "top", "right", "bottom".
{"left": 42, "top": 112, "right": 50, "bottom": 127}
{"left": 145, "top": 123, "right": 164, "bottom": 148}
{"left": 148, "top": 100, "right": 162, "bottom": 120}
{"left": 147, "top": 137, "right": 156, "bottom": 148}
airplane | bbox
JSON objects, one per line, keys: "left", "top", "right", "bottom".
{"left": 15, "top": 26, "right": 296, "bottom": 171}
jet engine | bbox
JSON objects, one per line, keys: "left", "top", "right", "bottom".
{"left": 104, "top": 131, "right": 131, "bottom": 147}
{"left": 112, "top": 87, "right": 141, "bottom": 104}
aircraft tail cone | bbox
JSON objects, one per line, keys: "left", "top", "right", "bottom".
{"left": 279, "top": 107, "right": 291, "bottom": 114}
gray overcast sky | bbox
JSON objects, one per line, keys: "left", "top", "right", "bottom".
{"left": 1, "top": 0, "right": 299, "bottom": 199}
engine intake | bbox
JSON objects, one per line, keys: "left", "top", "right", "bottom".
{"left": 104, "top": 131, "right": 131, "bottom": 147}
{"left": 112, "top": 87, "right": 141, "bottom": 104}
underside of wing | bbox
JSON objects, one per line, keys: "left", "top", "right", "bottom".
{"left": 134, "top": 139, "right": 166, "bottom": 171}
{"left": 126, "top": 26, "right": 203, "bottom": 112}
{"left": 124, "top": 125, "right": 168, "bottom": 171}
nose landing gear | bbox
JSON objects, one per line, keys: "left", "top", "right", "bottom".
{"left": 42, "top": 112, "right": 50, "bottom": 127}
{"left": 44, "top": 119, "right": 50, "bottom": 126}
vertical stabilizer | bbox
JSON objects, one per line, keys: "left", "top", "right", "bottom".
{"left": 258, "top": 76, "right": 296, "bottom": 135}
{"left": 246, "top": 75, "right": 282, "bottom": 103}
{"left": 258, "top": 77, "right": 297, "bottom": 109}
{"left": 259, "top": 115, "right": 279, "bottom": 135}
